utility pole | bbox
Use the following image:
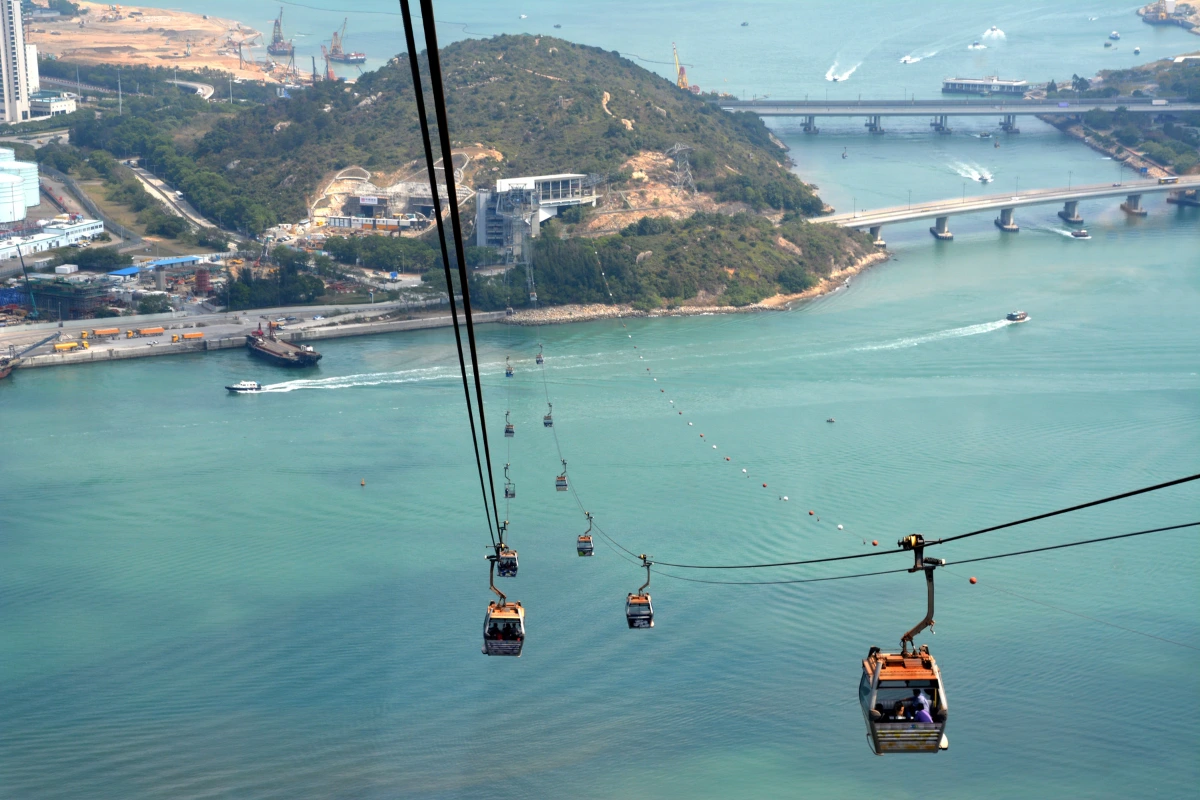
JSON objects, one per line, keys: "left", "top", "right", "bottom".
{"left": 229, "top": 76, "right": 233, "bottom": 104}
{"left": 117, "top": 69, "right": 122, "bottom": 115}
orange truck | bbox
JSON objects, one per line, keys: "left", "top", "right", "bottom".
{"left": 136, "top": 327, "right": 166, "bottom": 337}
{"left": 93, "top": 327, "right": 121, "bottom": 337}
{"left": 182, "top": 332, "right": 204, "bottom": 340}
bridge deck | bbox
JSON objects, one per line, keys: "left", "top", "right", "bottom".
{"left": 719, "top": 100, "right": 1200, "bottom": 117}
{"left": 814, "top": 177, "right": 1200, "bottom": 227}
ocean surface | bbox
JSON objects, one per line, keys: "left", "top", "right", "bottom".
{"left": 4, "top": 1, "right": 1200, "bottom": 797}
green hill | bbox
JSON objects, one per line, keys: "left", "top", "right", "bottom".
{"left": 63, "top": 34, "right": 874, "bottom": 309}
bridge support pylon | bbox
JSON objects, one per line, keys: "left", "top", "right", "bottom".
{"left": 865, "top": 115, "right": 884, "bottom": 134}
{"left": 869, "top": 225, "right": 886, "bottom": 248}
{"left": 1166, "top": 189, "right": 1200, "bottom": 207}
{"left": 802, "top": 115, "right": 819, "bottom": 134}
{"left": 1057, "top": 200, "right": 1084, "bottom": 224}
{"left": 1121, "top": 193, "right": 1148, "bottom": 216}
{"left": 994, "top": 207, "right": 1019, "bottom": 232}
{"left": 930, "top": 115, "right": 952, "bottom": 134}
{"left": 929, "top": 216, "right": 953, "bottom": 240}
{"left": 1000, "top": 114, "right": 1020, "bottom": 134}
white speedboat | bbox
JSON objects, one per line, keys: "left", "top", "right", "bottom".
{"left": 226, "top": 380, "right": 263, "bottom": 393}
{"left": 1071, "top": 229, "right": 1091, "bottom": 239}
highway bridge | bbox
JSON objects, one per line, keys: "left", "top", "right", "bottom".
{"left": 718, "top": 98, "right": 1200, "bottom": 133}
{"left": 812, "top": 177, "right": 1200, "bottom": 242}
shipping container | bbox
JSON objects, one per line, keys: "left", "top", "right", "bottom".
{"left": 137, "top": 327, "right": 166, "bottom": 336}
{"left": 181, "top": 332, "right": 204, "bottom": 340}
{"left": 93, "top": 327, "right": 120, "bottom": 337}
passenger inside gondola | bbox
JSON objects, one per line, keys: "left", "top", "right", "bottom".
{"left": 872, "top": 684, "right": 942, "bottom": 722}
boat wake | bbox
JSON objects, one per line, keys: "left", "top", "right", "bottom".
{"left": 982, "top": 26, "right": 1006, "bottom": 40}
{"left": 261, "top": 367, "right": 454, "bottom": 393}
{"left": 825, "top": 61, "right": 860, "bottom": 81}
{"left": 950, "top": 161, "right": 993, "bottom": 182}
{"left": 967, "top": 42, "right": 988, "bottom": 50}
{"left": 900, "top": 49, "right": 938, "bottom": 64}
{"left": 853, "top": 319, "right": 1016, "bottom": 353}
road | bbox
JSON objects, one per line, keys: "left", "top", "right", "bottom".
{"left": 0, "top": 298, "right": 449, "bottom": 354}
{"left": 128, "top": 165, "right": 214, "bottom": 229}
{"left": 166, "top": 79, "right": 216, "bottom": 100}
{"left": 817, "top": 176, "right": 1200, "bottom": 228}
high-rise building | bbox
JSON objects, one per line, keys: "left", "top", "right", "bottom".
{"left": 25, "top": 43, "right": 38, "bottom": 94}
{"left": 0, "top": 0, "right": 30, "bottom": 123}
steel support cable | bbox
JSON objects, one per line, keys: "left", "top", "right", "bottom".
{"left": 411, "top": 0, "right": 504, "bottom": 536}
{"left": 649, "top": 521, "right": 1199, "bottom": 587}
{"left": 927, "top": 473, "right": 1200, "bottom": 547}
{"left": 398, "top": 0, "right": 495, "bottom": 546}
{"left": 652, "top": 474, "right": 1200, "bottom": 570}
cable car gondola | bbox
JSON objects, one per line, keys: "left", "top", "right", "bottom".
{"left": 483, "top": 552, "right": 525, "bottom": 657}
{"left": 543, "top": 403, "right": 554, "bottom": 428}
{"left": 504, "top": 464, "right": 516, "bottom": 499}
{"left": 859, "top": 535, "right": 949, "bottom": 755}
{"left": 556, "top": 459, "right": 569, "bottom": 492}
{"left": 535, "top": 344, "right": 544, "bottom": 366}
{"left": 577, "top": 512, "right": 595, "bottom": 556}
{"left": 505, "top": 357, "right": 514, "bottom": 378}
{"left": 497, "top": 545, "right": 519, "bottom": 578}
{"left": 626, "top": 554, "right": 654, "bottom": 628}
{"left": 504, "top": 411, "right": 515, "bottom": 438}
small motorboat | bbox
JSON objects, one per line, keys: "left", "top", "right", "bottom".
{"left": 1006, "top": 311, "right": 1029, "bottom": 323}
{"left": 226, "top": 380, "right": 263, "bottom": 393}
{"left": 741, "top": 21, "right": 749, "bottom": 27}
{"left": 1109, "top": 31, "right": 1120, "bottom": 40}
{"left": 979, "top": 132, "right": 992, "bottom": 139}
{"left": 1071, "top": 229, "right": 1091, "bottom": 239}
{"left": 1104, "top": 41, "right": 1112, "bottom": 48}
{"left": 1133, "top": 47, "right": 1141, "bottom": 55}
{"left": 554, "top": 23, "right": 561, "bottom": 28}
{"left": 826, "top": 417, "right": 836, "bottom": 423}
{"left": 978, "top": 175, "right": 992, "bottom": 183}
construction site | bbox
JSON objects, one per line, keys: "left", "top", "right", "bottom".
{"left": 26, "top": 3, "right": 375, "bottom": 86}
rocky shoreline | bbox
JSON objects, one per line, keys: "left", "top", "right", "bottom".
{"left": 503, "top": 250, "right": 890, "bottom": 326}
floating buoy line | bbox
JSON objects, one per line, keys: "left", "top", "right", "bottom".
{"left": 399, "top": 0, "right": 1200, "bottom": 753}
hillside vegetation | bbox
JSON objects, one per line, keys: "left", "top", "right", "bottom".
{"left": 53, "top": 35, "right": 873, "bottom": 309}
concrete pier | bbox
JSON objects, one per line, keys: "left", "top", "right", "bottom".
{"left": 865, "top": 115, "right": 884, "bottom": 133}
{"left": 929, "top": 216, "right": 953, "bottom": 240}
{"left": 930, "top": 115, "right": 951, "bottom": 134}
{"left": 869, "top": 225, "right": 886, "bottom": 247}
{"left": 1058, "top": 200, "right": 1084, "bottom": 224}
{"left": 1166, "top": 189, "right": 1200, "bottom": 207}
{"left": 994, "top": 207, "right": 1019, "bottom": 232}
{"left": 1121, "top": 193, "right": 1148, "bottom": 216}
{"left": 1000, "top": 114, "right": 1020, "bottom": 133}
{"left": 802, "top": 115, "right": 819, "bottom": 133}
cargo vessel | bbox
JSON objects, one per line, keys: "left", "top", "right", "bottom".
{"left": 246, "top": 329, "right": 321, "bottom": 367}
{"left": 0, "top": 354, "right": 18, "bottom": 379}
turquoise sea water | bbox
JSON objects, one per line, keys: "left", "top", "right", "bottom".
{"left": 4, "top": 1, "right": 1200, "bottom": 797}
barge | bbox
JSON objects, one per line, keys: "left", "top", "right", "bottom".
{"left": 246, "top": 329, "right": 321, "bottom": 367}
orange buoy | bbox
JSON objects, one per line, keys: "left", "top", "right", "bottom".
{"left": 700, "top": 434, "right": 704, "bottom": 438}
{"left": 724, "top": 457, "right": 730, "bottom": 461}
{"left": 762, "top": 483, "right": 767, "bottom": 487}
{"left": 808, "top": 510, "right": 814, "bottom": 516}
{"left": 872, "top": 540, "right": 878, "bottom": 546}
{"left": 970, "top": 576, "right": 977, "bottom": 585}
{"left": 361, "top": 479, "right": 366, "bottom": 486}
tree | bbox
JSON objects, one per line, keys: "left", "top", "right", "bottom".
{"left": 1047, "top": 79, "right": 1058, "bottom": 94}
{"left": 137, "top": 295, "right": 172, "bottom": 314}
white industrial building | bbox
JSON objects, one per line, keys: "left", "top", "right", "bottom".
{"left": 0, "top": 0, "right": 31, "bottom": 122}
{"left": 475, "top": 173, "right": 599, "bottom": 258}
{"left": 0, "top": 217, "right": 105, "bottom": 260}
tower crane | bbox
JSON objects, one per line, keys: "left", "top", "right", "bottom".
{"left": 673, "top": 42, "right": 689, "bottom": 90}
